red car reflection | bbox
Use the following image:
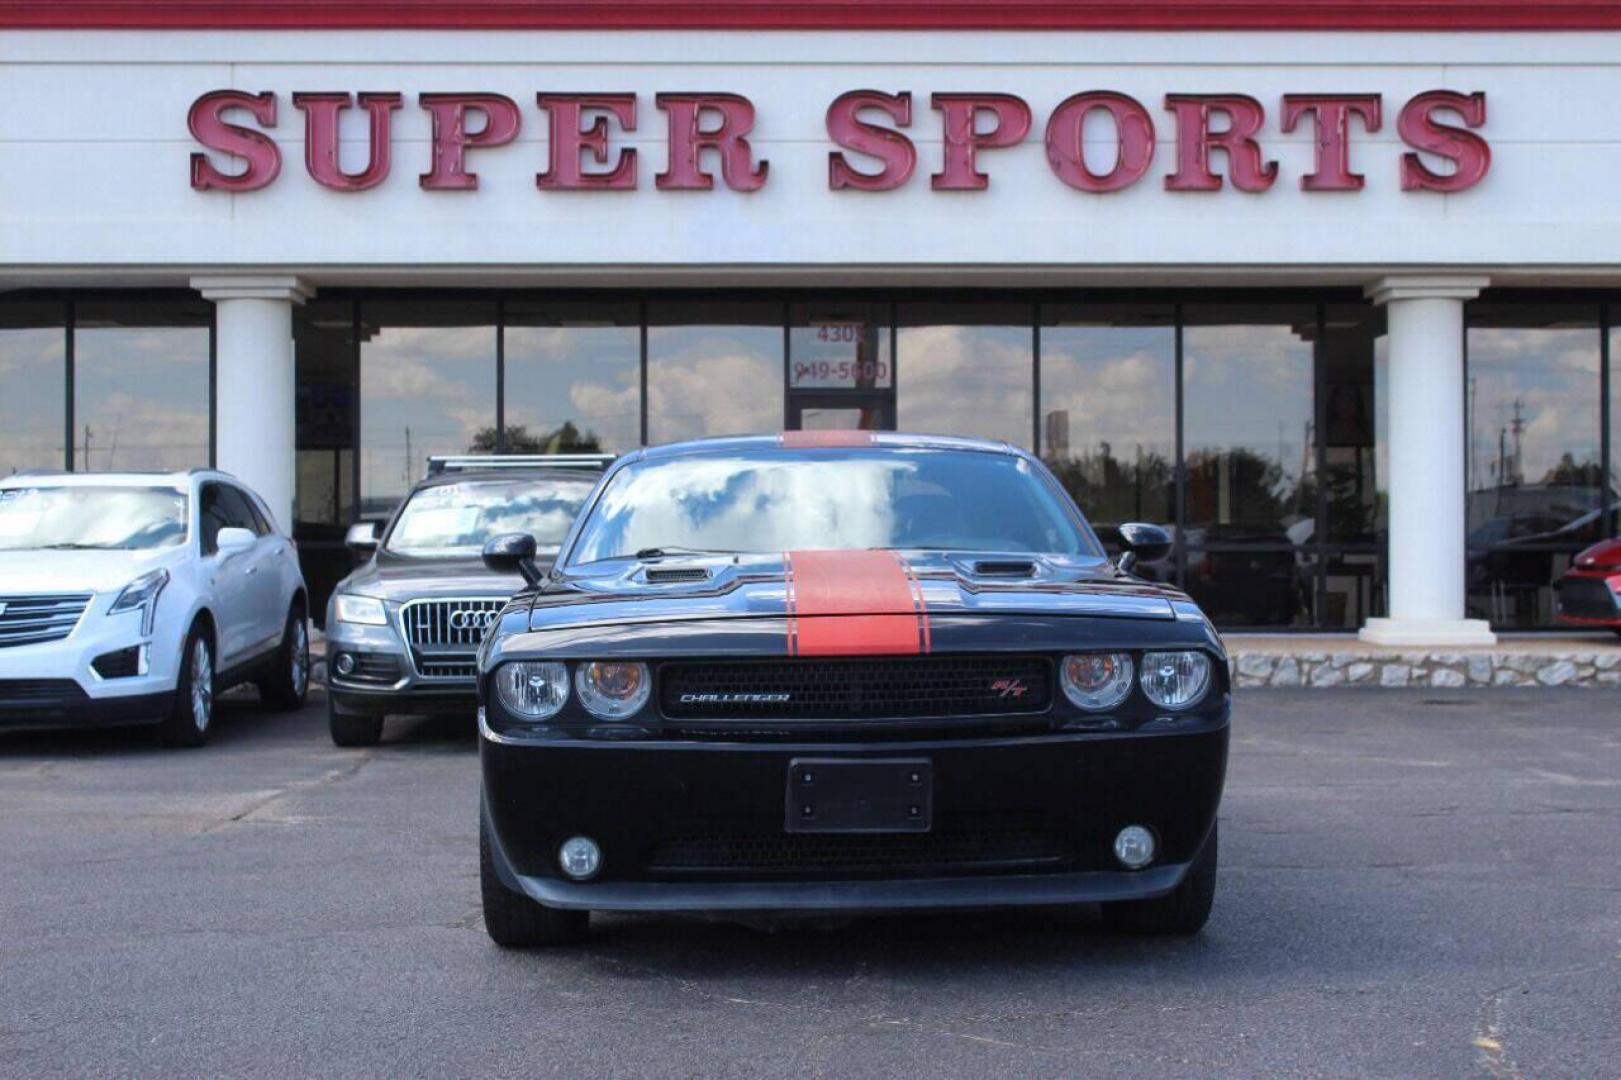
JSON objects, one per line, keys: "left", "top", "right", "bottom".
{"left": 1556, "top": 538, "right": 1621, "bottom": 636}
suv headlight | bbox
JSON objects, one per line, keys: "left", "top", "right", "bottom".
{"left": 334, "top": 594, "right": 387, "bottom": 626}
{"left": 575, "top": 661, "right": 651, "bottom": 720}
{"left": 109, "top": 568, "right": 169, "bottom": 637}
{"left": 1140, "top": 651, "right": 1212, "bottom": 710}
{"left": 1060, "top": 652, "right": 1135, "bottom": 711}
{"left": 494, "top": 661, "right": 570, "bottom": 721}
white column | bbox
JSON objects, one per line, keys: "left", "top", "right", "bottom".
{"left": 1359, "top": 275, "right": 1496, "bottom": 647}
{"left": 191, "top": 275, "right": 312, "bottom": 533}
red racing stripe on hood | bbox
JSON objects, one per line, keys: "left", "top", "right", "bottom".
{"left": 783, "top": 549, "right": 929, "bottom": 656}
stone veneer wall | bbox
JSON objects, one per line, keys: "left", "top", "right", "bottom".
{"left": 1228, "top": 650, "right": 1621, "bottom": 689}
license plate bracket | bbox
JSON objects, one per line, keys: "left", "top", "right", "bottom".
{"left": 785, "top": 758, "right": 932, "bottom": 833}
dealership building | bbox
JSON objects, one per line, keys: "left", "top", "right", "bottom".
{"left": 2, "top": 1, "right": 1620, "bottom": 641}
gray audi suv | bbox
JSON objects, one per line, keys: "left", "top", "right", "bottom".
{"left": 323, "top": 455, "right": 609, "bottom": 746}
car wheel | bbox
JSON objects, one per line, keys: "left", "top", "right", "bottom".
{"left": 158, "top": 622, "right": 214, "bottom": 749}
{"left": 1612, "top": 628, "right": 1621, "bottom": 641}
{"left": 328, "top": 697, "right": 383, "bottom": 747}
{"left": 1100, "top": 821, "right": 1217, "bottom": 936}
{"left": 258, "top": 603, "right": 311, "bottom": 710}
{"left": 480, "top": 810, "right": 589, "bottom": 948}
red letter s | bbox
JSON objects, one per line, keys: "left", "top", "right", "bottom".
{"left": 188, "top": 91, "right": 280, "bottom": 192}
{"left": 827, "top": 90, "right": 915, "bottom": 191}
{"left": 1399, "top": 91, "right": 1490, "bottom": 193}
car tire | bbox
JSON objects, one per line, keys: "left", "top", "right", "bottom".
{"left": 1100, "top": 821, "right": 1217, "bottom": 936}
{"left": 1612, "top": 628, "right": 1621, "bottom": 640}
{"left": 328, "top": 697, "right": 383, "bottom": 747}
{"left": 480, "top": 811, "right": 589, "bottom": 948}
{"left": 258, "top": 603, "right": 311, "bottom": 711}
{"left": 157, "top": 621, "right": 214, "bottom": 749}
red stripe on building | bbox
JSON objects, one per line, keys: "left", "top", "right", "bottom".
{"left": 778, "top": 430, "right": 876, "bottom": 449}
{"left": 4, "top": 1, "right": 1613, "bottom": 30}
{"left": 786, "top": 548, "right": 929, "bottom": 657}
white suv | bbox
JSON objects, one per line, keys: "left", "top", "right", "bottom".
{"left": 0, "top": 470, "right": 310, "bottom": 746}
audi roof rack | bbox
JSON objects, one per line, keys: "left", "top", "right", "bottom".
{"left": 426, "top": 453, "right": 616, "bottom": 476}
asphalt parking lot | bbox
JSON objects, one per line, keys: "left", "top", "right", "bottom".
{"left": 1, "top": 689, "right": 1618, "bottom": 1079}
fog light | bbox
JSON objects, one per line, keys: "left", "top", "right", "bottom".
{"left": 559, "top": 836, "right": 601, "bottom": 880}
{"left": 334, "top": 652, "right": 356, "bottom": 677}
{"left": 1114, "top": 825, "right": 1156, "bottom": 869}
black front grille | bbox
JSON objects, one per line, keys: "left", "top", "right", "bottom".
{"left": 659, "top": 655, "right": 1052, "bottom": 721}
{"left": 0, "top": 679, "right": 86, "bottom": 707}
{"left": 1558, "top": 577, "right": 1620, "bottom": 620}
{"left": 648, "top": 826, "right": 1070, "bottom": 875}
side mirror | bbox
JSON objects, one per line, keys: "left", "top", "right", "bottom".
{"left": 345, "top": 521, "right": 379, "bottom": 558}
{"left": 216, "top": 526, "right": 257, "bottom": 557}
{"left": 1116, "top": 522, "right": 1173, "bottom": 576}
{"left": 483, "top": 533, "right": 542, "bottom": 587}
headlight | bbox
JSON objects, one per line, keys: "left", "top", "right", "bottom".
{"left": 109, "top": 568, "right": 169, "bottom": 637}
{"left": 575, "top": 661, "right": 652, "bottom": 720}
{"left": 494, "top": 661, "right": 569, "bottom": 721}
{"left": 1060, "top": 652, "right": 1134, "bottom": 711}
{"left": 1140, "top": 651, "right": 1212, "bottom": 710}
{"left": 334, "top": 594, "right": 387, "bottom": 626}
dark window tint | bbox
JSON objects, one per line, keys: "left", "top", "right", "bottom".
{"left": 200, "top": 483, "right": 260, "bottom": 554}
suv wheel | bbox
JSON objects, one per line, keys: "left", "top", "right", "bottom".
{"left": 258, "top": 604, "right": 311, "bottom": 710}
{"left": 480, "top": 811, "right": 589, "bottom": 948}
{"left": 158, "top": 623, "right": 214, "bottom": 749}
{"left": 1101, "top": 821, "right": 1218, "bottom": 936}
{"left": 328, "top": 697, "right": 383, "bottom": 747}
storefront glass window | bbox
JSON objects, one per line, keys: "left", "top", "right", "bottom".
{"left": 647, "top": 301, "right": 782, "bottom": 444}
{"left": 897, "top": 302, "right": 1033, "bottom": 449}
{"left": 359, "top": 299, "right": 497, "bottom": 516}
{"left": 0, "top": 301, "right": 67, "bottom": 475}
{"left": 1181, "top": 304, "right": 1317, "bottom": 626}
{"left": 1466, "top": 303, "right": 1603, "bottom": 629}
{"left": 1319, "top": 304, "right": 1386, "bottom": 628}
{"left": 1039, "top": 304, "right": 1176, "bottom": 542}
{"left": 504, "top": 300, "right": 641, "bottom": 453}
{"left": 74, "top": 298, "right": 211, "bottom": 472}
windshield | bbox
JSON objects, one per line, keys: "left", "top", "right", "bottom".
{"left": 385, "top": 476, "right": 596, "bottom": 557}
{"left": 569, "top": 448, "right": 1095, "bottom": 564}
{"left": 0, "top": 485, "right": 188, "bottom": 551}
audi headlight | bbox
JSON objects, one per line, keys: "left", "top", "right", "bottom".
{"left": 494, "top": 661, "right": 569, "bottom": 721}
{"left": 1140, "top": 651, "right": 1212, "bottom": 710}
{"left": 1060, "top": 652, "right": 1134, "bottom": 711}
{"left": 109, "top": 568, "right": 169, "bottom": 637}
{"left": 334, "top": 594, "right": 387, "bottom": 626}
{"left": 575, "top": 661, "right": 651, "bottom": 720}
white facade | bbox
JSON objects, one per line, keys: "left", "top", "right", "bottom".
{"left": 7, "top": 27, "right": 1621, "bottom": 641}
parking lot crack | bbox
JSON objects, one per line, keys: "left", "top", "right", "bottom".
{"left": 201, "top": 751, "right": 376, "bottom": 832}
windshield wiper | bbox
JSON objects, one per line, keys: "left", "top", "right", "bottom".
{"left": 39, "top": 542, "right": 115, "bottom": 550}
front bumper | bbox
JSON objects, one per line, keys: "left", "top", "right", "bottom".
{"left": 482, "top": 718, "right": 1228, "bottom": 914}
{"left": 0, "top": 682, "right": 172, "bottom": 731}
{"left": 324, "top": 618, "right": 476, "bottom": 716}
{"left": 0, "top": 594, "right": 181, "bottom": 728}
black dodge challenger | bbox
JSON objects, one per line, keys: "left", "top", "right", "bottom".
{"left": 475, "top": 432, "right": 1229, "bottom": 946}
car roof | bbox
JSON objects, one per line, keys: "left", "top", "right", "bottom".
{"left": 634, "top": 432, "right": 1022, "bottom": 462}
{"left": 0, "top": 469, "right": 232, "bottom": 488}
